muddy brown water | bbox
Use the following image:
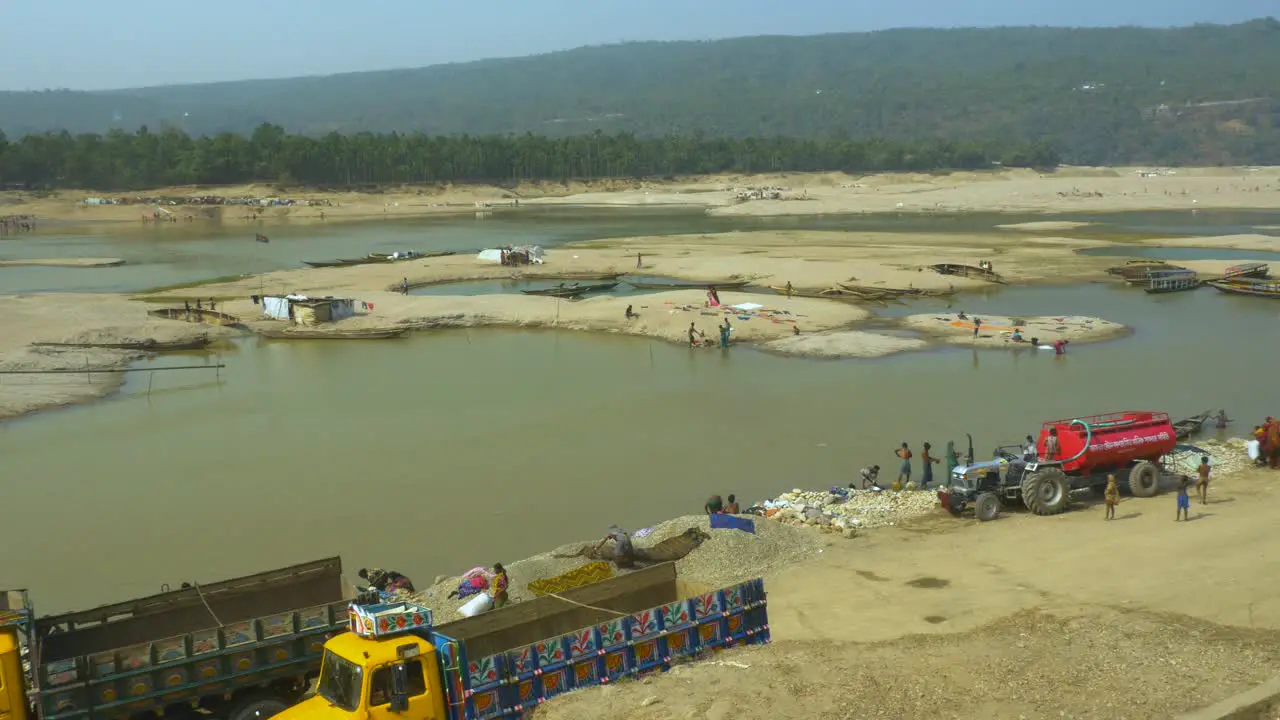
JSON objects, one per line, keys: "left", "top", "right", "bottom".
{"left": 2, "top": 210, "right": 1279, "bottom": 613}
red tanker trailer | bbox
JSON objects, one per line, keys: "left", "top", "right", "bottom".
{"left": 1025, "top": 411, "right": 1177, "bottom": 514}
{"left": 938, "top": 411, "right": 1179, "bottom": 520}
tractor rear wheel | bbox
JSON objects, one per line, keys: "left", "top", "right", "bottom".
{"left": 975, "top": 492, "right": 1000, "bottom": 522}
{"left": 1128, "top": 460, "right": 1161, "bottom": 498}
{"left": 1021, "top": 467, "right": 1071, "bottom": 516}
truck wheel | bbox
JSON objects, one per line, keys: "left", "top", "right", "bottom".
{"left": 975, "top": 493, "right": 1000, "bottom": 522}
{"left": 1021, "top": 467, "right": 1070, "bottom": 516}
{"left": 226, "top": 693, "right": 288, "bottom": 720}
{"left": 1128, "top": 460, "right": 1160, "bottom": 498}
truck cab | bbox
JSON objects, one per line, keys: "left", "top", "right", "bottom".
{"left": 286, "top": 630, "right": 447, "bottom": 720}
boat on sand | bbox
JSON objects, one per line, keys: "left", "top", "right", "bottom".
{"left": 257, "top": 328, "right": 408, "bottom": 340}
{"left": 1205, "top": 278, "right": 1280, "bottom": 299}
{"left": 626, "top": 279, "right": 751, "bottom": 290}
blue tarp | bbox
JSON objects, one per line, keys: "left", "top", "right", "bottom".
{"left": 710, "top": 514, "right": 755, "bottom": 534}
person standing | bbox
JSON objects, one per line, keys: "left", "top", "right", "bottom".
{"left": 490, "top": 564, "right": 510, "bottom": 609}
{"left": 895, "top": 443, "right": 913, "bottom": 488}
{"left": 1175, "top": 475, "right": 1192, "bottom": 521}
{"left": 920, "top": 442, "right": 939, "bottom": 489}
{"left": 1103, "top": 474, "right": 1120, "bottom": 520}
{"left": 1022, "top": 435, "right": 1038, "bottom": 462}
{"left": 944, "top": 442, "right": 959, "bottom": 479}
{"left": 688, "top": 322, "right": 699, "bottom": 347}
{"left": 972, "top": 317, "right": 982, "bottom": 338}
{"left": 785, "top": 281, "right": 793, "bottom": 299}
{"left": 1196, "top": 456, "right": 1211, "bottom": 505}
{"left": 1044, "top": 427, "right": 1061, "bottom": 461}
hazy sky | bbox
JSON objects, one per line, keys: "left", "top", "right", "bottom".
{"left": 1, "top": 0, "right": 1272, "bottom": 90}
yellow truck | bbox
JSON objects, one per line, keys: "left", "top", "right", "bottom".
{"left": 275, "top": 563, "right": 768, "bottom": 720}
{"left": 1, "top": 558, "right": 351, "bottom": 720}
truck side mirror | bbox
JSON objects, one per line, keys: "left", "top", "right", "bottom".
{"left": 389, "top": 664, "right": 409, "bottom": 713}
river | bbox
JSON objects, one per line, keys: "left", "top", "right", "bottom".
{"left": 3, "top": 208, "right": 1278, "bottom": 612}
{"left": 4, "top": 279, "right": 1277, "bottom": 612}
{"left": 3, "top": 207, "right": 1278, "bottom": 294}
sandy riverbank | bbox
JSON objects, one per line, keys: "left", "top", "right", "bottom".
{"left": 1, "top": 227, "right": 1144, "bottom": 420}
{"left": 529, "top": 458, "right": 1280, "bottom": 719}
{"left": 0, "top": 294, "right": 233, "bottom": 421}
{"left": 3, "top": 166, "right": 1278, "bottom": 232}
{"left": 0, "top": 257, "right": 125, "bottom": 268}
{"left": 902, "top": 312, "right": 1130, "bottom": 348}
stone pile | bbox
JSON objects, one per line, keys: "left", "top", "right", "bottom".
{"left": 759, "top": 487, "right": 941, "bottom": 536}
{"left": 1169, "top": 438, "right": 1255, "bottom": 477}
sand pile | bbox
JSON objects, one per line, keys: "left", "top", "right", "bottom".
{"left": 407, "top": 514, "right": 822, "bottom": 623}
{"left": 761, "top": 488, "right": 940, "bottom": 532}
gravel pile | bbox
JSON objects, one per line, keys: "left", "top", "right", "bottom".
{"left": 406, "top": 514, "right": 822, "bottom": 623}
{"left": 759, "top": 487, "right": 940, "bottom": 532}
{"left": 1170, "top": 437, "right": 1255, "bottom": 477}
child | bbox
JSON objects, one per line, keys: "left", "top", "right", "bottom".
{"left": 1196, "top": 456, "right": 1211, "bottom": 505}
{"left": 1176, "top": 475, "right": 1192, "bottom": 521}
{"left": 1103, "top": 474, "right": 1119, "bottom": 520}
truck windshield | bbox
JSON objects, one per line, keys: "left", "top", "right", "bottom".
{"left": 316, "top": 649, "right": 363, "bottom": 711}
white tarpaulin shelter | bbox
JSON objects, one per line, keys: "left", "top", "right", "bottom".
{"left": 262, "top": 294, "right": 309, "bottom": 320}
{"left": 477, "top": 245, "right": 545, "bottom": 264}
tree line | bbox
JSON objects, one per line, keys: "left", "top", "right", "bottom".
{"left": 0, "top": 125, "right": 1061, "bottom": 191}
{"left": 1, "top": 20, "right": 1276, "bottom": 166}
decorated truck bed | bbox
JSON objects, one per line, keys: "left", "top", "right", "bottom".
{"left": 277, "top": 562, "right": 770, "bottom": 720}
{"left": 2, "top": 557, "right": 351, "bottom": 720}
{"left": 432, "top": 565, "right": 768, "bottom": 718}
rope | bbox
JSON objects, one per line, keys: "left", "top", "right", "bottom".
{"left": 541, "top": 591, "right": 628, "bottom": 618}
{"left": 192, "top": 581, "right": 223, "bottom": 627}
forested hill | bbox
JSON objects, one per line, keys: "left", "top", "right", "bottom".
{"left": 2, "top": 18, "right": 1280, "bottom": 165}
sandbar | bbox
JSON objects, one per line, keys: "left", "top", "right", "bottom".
{"left": 4, "top": 165, "right": 1279, "bottom": 232}
{"left": 1135, "top": 233, "right": 1280, "bottom": 253}
{"left": 996, "top": 220, "right": 1094, "bottom": 232}
{"left": 0, "top": 294, "right": 232, "bottom": 421}
{"left": 762, "top": 330, "right": 927, "bottom": 359}
{"left": 900, "top": 313, "right": 1129, "bottom": 348}
{"left": 0, "top": 257, "right": 125, "bottom": 268}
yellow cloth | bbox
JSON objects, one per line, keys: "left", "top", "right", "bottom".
{"left": 527, "top": 562, "right": 615, "bottom": 597}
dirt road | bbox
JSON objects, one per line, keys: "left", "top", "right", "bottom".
{"left": 537, "top": 468, "right": 1280, "bottom": 719}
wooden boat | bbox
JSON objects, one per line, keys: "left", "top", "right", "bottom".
{"left": 368, "top": 250, "right": 453, "bottom": 261}
{"left": 626, "top": 279, "right": 752, "bottom": 290}
{"left": 838, "top": 283, "right": 954, "bottom": 298}
{"left": 33, "top": 335, "right": 211, "bottom": 352}
{"left": 257, "top": 328, "right": 408, "bottom": 340}
{"left": 1206, "top": 278, "right": 1280, "bottom": 299}
{"left": 148, "top": 307, "right": 241, "bottom": 325}
{"left": 768, "top": 285, "right": 864, "bottom": 301}
{"left": 303, "top": 260, "right": 349, "bottom": 268}
{"left": 1123, "top": 268, "right": 1196, "bottom": 286}
{"left": 1219, "top": 262, "right": 1270, "bottom": 280}
{"left": 523, "top": 285, "right": 588, "bottom": 298}
{"left": 1172, "top": 410, "right": 1212, "bottom": 440}
{"left": 528, "top": 272, "right": 624, "bottom": 281}
{"left": 522, "top": 281, "right": 619, "bottom": 298}
{"left": 1145, "top": 274, "right": 1201, "bottom": 294}
{"left": 1107, "top": 260, "right": 1185, "bottom": 279}
{"left": 928, "top": 263, "right": 1006, "bottom": 284}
